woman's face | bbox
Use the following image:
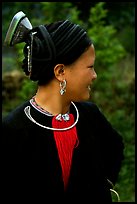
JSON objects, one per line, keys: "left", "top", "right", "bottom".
{"left": 65, "top": 44, "right": 97, "bottom": 102}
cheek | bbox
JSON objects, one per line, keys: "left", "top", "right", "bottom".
{"left": 69, "top": 71, "right": 89, "bottom": 86}
{"left": 66, "top": 68, "right": 90, "bottom": 89}
{"left": 67, "top": 76, "right": 80, "bottom": 92}
{"left": 81, "top": 70, "right": 92, "bottom": 83}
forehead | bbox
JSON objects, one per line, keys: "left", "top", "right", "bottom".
{"left": 65, "top": 44, "right": 95, "bottom": 70}
{"left": 84, "top": 44, "right": 95, "bottom": 56}
{"left": 77, "top": 45, "right": 95, "bottom": 63}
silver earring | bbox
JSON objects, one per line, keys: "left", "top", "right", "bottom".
{"left": 60, "top": 79, "right": 67, "bottom": 95}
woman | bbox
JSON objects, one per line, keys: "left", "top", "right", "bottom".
{"left": 2, "top": 11, "right": 124, "bottom": 203}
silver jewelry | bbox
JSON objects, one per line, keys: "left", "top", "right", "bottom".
{"left": 27, "top": 45, "right": 31, "bottom": 72}
{"left": 110, "top": 189, "right": 120, "bottom": 202}
{"left": 62, "top": 113, "right": 70, "bottom": 121}
{"left": 55, "top": 114, "right": 62, "bottom": 121}
{"left": 107, "top": 179, "right": 120, "bottom": 202}
{"left": 24, "top": 101, "right": 79, "bottom": 131}
{"left": 4, "top": 11, "right": 32, "bottom": 46}
{"left": 27, "top": 31, "right": 37, "bottom": 73}
{"left": 55, "top": 113, "right": 70, "bottom": 121}
{"left": 60, "top": 79, "right": 66, "bottom": 95}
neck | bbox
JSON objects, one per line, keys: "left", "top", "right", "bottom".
{"left": 34, "top": 83, "right": 71, "bottom": 116}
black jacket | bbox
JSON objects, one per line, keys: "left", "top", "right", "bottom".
{"left": 2, "top": 101, "right": 124, "bottom": 203}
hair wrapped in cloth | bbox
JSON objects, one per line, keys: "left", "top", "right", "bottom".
{"left": 4, "top": 11, "right": 92, "bottom": 85}
{"left": 22, "top": 19, "right": 92, "bottom": 85}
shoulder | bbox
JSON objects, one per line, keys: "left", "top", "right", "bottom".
{"left": 75, "top": 101, "right": 101, "bottom": 115}
{"left": 74, "top": 101, "right": 111, "bottom": 126}
{"left": 2, "top": 100, "right": 30, "bottom": 128}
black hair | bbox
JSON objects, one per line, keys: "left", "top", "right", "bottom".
{"left": 22, "top": 20, "right": 92, "bottom": 85}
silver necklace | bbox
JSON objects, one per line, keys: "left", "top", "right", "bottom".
{"left": 24, "top": 101, "right": 79, "bottom": 131}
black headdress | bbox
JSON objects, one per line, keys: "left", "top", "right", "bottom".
{"left": 4, "top": 11, "right": 92, "bottom": 84}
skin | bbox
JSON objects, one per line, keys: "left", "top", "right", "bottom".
{"left": 35, "top": 44, "right": 97, "bottom": 115}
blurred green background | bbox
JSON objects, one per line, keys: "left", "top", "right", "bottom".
{"left": 2, "top": 2, "right": 135, "bottom": 202}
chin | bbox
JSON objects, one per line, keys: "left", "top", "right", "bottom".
{"left": 82, "top": 91, "right": 90, "bottom": 101}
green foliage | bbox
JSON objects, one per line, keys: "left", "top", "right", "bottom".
{"left": 2, "top": 55, "right": 17, "bottom": 73}
{"left": 40, "top": 2, "right": 82, "bottom": 25}
{"left": 87, "top": 2, "right": 126, "bottom": 68}
{"left": 17, "top": 78, "right": 37, "bottom": 100}
{"left": 118, "top": 25, "right": 135, "bottom": 54}
{"left": 12, "top": 43, "right": 26, "bottom": 69}
{"left": 91, "top": 55, "right": 135, "bottom": 202}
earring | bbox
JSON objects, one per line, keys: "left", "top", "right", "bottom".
{"left": 60, "top": 79, "right": 67, "bottom": 95}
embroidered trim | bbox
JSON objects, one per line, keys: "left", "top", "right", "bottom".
{"left": 30, "top": 97, "right": 53, "bottom": 116}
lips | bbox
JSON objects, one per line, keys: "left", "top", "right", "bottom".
{"left": 87, "top": 85, "right": 91, "bottom": 91}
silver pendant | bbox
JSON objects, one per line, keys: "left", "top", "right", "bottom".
{"left": 55, "top": 113, "right": 70, "bottom": 121}
{"left": 56, "top": 114, "right": 62, "bottom": 121}
{"left": 62, "top": 114, "right": 70, "bottom": 121}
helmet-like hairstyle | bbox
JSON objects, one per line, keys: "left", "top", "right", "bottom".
{"left": 4, "top": 11, "right": 92, "bottom": 85}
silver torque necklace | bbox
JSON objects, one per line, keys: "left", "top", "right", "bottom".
{"left": 24, "top": 101, "right": 79, "bottom": 131}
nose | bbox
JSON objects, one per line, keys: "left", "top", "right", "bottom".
{"left": 92, "top": 70, "right": 97, "bottom": 80}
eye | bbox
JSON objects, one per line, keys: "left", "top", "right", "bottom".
{"left": 88, "top": 65, "right": 94, "bottom": 69}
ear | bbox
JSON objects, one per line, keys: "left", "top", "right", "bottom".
{"left": 54, "top": 64, "right": 65, "bottom": 81}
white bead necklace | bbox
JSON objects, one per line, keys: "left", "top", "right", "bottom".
{"left": 24, "top": 101, "right": 79, "bottom": 131}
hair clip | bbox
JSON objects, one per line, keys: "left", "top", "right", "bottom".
{"left": 27, "top": 31, "right": 37, "bottom": 74}
{"left": 4, "top": 11, "right": 32, "bottom": 46}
